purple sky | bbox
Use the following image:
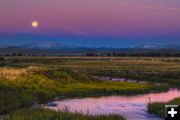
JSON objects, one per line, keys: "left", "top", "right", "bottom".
{"left": 0, "top": 0, "right": 180, "bottom": 47}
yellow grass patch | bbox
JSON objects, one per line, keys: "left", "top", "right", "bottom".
{"left": 0, "top": 66, "right": 39, "bottom": 80}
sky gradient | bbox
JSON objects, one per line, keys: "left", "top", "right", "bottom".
{"left": 0, "top": 0, "right": 180, "bottom": 47}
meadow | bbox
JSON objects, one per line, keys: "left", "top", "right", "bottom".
{"left": 4, "top": 56, "right": 180, "bottom": 86}
{"left": 0, "top": 56, "right": 180, "bottom": 119}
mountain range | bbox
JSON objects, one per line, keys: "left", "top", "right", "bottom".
{"left": 0, "top": 42, "right": 180, "bottom": 56}
{"left": 1, "top": 41, "right": 180, "bottom": 50}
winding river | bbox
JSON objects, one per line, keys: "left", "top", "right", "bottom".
{"left": 46, "top": 89, "right": 180, "bottom": 120}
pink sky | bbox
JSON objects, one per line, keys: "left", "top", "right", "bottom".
{"left": 0, "top": 0, "right": 180, "bottom": 47}
{"left": 0, "top": 0, "right": 180, "bottom": 36}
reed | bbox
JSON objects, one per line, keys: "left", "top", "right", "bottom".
{"left": 148, "top": 97, "right": 180, "bottom": 117}
{"left": 3, "top": 108, "right": 126, "bottom": 120}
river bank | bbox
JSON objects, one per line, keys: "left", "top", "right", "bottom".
{"left": 148, "top": 97, "right": 180, "bottom": 117}
{"left": 45, "top": 89, "right": 180, "bottom": 120}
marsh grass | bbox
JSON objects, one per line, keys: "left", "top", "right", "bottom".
{"left": 3, "top": 108, "right": 126, "bottom": 120}
{"left": 0, "top": 66, "right": 38, "bottom": 80}
{"left": 148, "top": 97, "right": 180, "bottom": 117}
{"left": 0, "top": 56, "right": 178, "bottom": 118}
{"left": 0, "top": 67, "right": 168, "bottom": 114}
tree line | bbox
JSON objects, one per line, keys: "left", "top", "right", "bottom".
{"left": 86, "top": 52, "right": 180, "bottom": 57}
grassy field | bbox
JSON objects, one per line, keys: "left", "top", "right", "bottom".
{"left": 148, "top": 97, "right": 180, "bottom": 117}
{"left": 56, "top": 57, "right": 180, "bottom": 87}
{"left": 0, "top": 66, "right": 166, "bottom": 114}
{"left": 3, "top": 56, "right": 180, "bottom": 87}
{"left": 0, "top": 56, "right": 180, "bottom": 120}
{"left": 3, "top": 108, "right": 125, "bottom": 120}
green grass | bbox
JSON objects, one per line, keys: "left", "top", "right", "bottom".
{"left": 3, "top": 56, "right": 180, "bottom": 87}
{"left": 3, "top": 108, "right": 125, "bottom": 120}
{"left": 61, "top": 58, "right": 180, "bottom": 87}
{"left": 0, "top": 67, "right": 168, "bottom": 114}
{"left": 1, "top": 56, "right": 179, "bottom": 119}
{"left": 148, "top": 97, "right": 180, "bottom": 117}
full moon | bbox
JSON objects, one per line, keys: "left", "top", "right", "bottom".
{"left": 32, "top": 21, "right": 38, "bottom": 27}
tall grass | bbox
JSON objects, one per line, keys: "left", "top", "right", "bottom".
{"left": 4, "top": 56, "right": 180, "bottom": 87}
{"left": 0, "top": 66, "right": 38, "bottom": 80}
{"left": 3, "top": 108, "right": 126, "bottom": 120}
{"left": 0, "top": 67, "right": 168, "bottom": 114}
{"left": 148, "top": 97, "right": 180, "bottom": 117}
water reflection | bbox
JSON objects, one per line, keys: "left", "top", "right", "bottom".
{"left": 46, "top": 89, "right": 180, "bottom": 120}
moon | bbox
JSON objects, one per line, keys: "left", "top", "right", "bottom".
{"left": 32, "top": 21, "right": 39, "bottom": 28}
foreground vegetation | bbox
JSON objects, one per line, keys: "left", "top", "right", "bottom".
{"left": 1, "top": 56, "right": 180, "bottom": 120}
{"left": 3, "top": 108, "right": 125, "bottom": 120}
{"left": 0, "top": 66, "right": 167, "bottom": 115}
{"left": 148, "top": 97, "right": 180, "bottom": 117}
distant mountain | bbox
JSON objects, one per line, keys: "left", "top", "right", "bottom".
{"left": 135, "top": 44, "right": 180, "bottom": 50}
{"left": 20, "top": 42, "right": 77, "bottom": 50}
{"left": 0, "top": 40, "right": 177, "bottom": 50}
{"left": 135, "top": 44, "right": 157, "bottom": 49}
{"left": 19, "top": 42, "right": 180, "bottom": 50}
{"left": 1, "top": 43, "right": 180, "bottom": 56}
{"left": 0, "top": 46, "right": 88, "bottom": 56}
{"left": 159, "top": 45, "right": 180, "bottom": 50}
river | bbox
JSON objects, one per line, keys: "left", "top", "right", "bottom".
{"left": 46, "top": 89, "right": 180, "bottom": 120}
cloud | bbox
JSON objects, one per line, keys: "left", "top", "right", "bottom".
{"left": 168, "top": 7, "right": 180, "bottom": 11}
{"left": 62, "top": 26, "right": 88, "bottom": 36}
{"left": 100, "top": 0, "right": 180, "bottom": 12}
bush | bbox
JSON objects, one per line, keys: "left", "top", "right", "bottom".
{"left": 0, "top": 57, "right": 5, "bottom": 61}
